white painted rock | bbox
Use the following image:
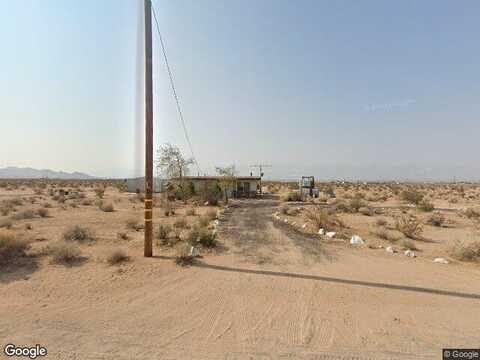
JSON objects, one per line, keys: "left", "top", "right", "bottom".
{"left": 189, "top": 246, "right": 200, "bottom": 257}
{"left": 350, "top": 235, "right": 364, "bottom": 245}
{"left": 302, "top": 223, "right": 307, "bottom": 229}
{"left": 204, "top": 201, "right": 209, "bottom": 206}
{"left": 386, "top": 246, "right": 395, "bottom": 254}
{"left": 433, "top": 257, "right": 449, "bottom": 264}
{"left": 213, "top": 219, "right": 220, "bottom": 226}
{"left": 326, "top": 231, "right": 336, "bottom": 238}
{"left": 284, "top": 219, "right": 288, "bottom": 223}
{"left": 318, "top": 228, "right": 325, "bottom": 235}
{"left": 404, "top": 250, "right": 416, "bottom": 258}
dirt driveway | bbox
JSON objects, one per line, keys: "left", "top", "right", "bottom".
{"left": 1, "top": 198, "right": 480, "bottom": 359}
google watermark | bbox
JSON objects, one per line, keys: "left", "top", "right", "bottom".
{"left": 3, "top": 344, "right": 47, "bottom": 359}
{"left": 443, "top": 349, "right": 480, "bottom": 360}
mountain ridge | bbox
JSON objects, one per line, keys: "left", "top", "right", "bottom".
{"left": 0, "top": 166, "right": 96, "bottom": 179}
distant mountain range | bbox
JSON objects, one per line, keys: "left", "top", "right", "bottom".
{"left": 0, "top": 167, "right": 96, "bottom": 179}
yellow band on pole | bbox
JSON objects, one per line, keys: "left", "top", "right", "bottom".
{"left": 144, "top": 199, "right": 153, "bottom": 202}
{"left": 144, "top": 219, "right": 153, "bottom": 222}
{"left": 144, "top": 209, "right": 152, "bottom": 212}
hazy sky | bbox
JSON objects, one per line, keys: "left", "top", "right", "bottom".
{"left": 1, "top": 0, "right": 479, "bottom": 180}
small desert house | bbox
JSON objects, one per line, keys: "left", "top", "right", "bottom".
{"left": 125, "top": 177, "right": 166, "bottom": 193}
{"left": 181, "top": 176, "right": 261, "bottom": 198}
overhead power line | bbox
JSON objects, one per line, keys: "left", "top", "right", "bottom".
{"left": 151, "top": 2, "right": 202, "bottom": 175}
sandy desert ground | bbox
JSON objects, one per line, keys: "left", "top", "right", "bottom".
{"left": 1, "top": 181, "right": 480, "bottom": 359}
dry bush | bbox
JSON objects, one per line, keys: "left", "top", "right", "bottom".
{"left": 427, "top": 212, "right": 445, "bottom": 227}
{"left": 99, "top": 203, "right": 115, "bottom": 212}
{"left": 370, "top": 226, "right": 400, "bottom": 242}
{"left": 401, "top": 189, "right": 424, "bottom": 205}
{"left": 48, "top": 241, "right": 83, "bottom": 264}
{"left": 376, "top": 217, "right": 388, "bottom": 226}
{"left": 157, "top": 223, "right": 172, "bottom": 241}
{"left": 117, "top": 232, "right": 129, "bottom": 240}
{"left": 304, "top": 206, "right": 343, "bottom": 231}
{"left": 81, "top": 199, "right": 92, "bottom": 206}
{"left": 358, "top": 206, "right": 373, "bottom": 216}
{"left": 187, "top": 225, "right": 217, "bottom": 248}
{"left": 400, "top": 238, "right": 418, "bottom": 251}
{"left": 0, "top": 233, "right": 29, "bottom": 265}
{"left": 173, "top": 218, "right": 188, "bottom": 229}
{"left": 63, "top": 225, "right": 95, "bottom": 243}
{"left": 0, "top": 218, "right": 13, "bottom": 229}
{"left": 37, "top": 208, "right": 49, "bottom": 218}
{"left": 126, "top": 219, "right": 143, "bottom": 231}
{"left": 174, "top": 242, "right": 194, "bottom": 266}
{"left": 186, "top": 208, "right": 196, "bottom": 216}
{"left": 395, "top": 214, "right": 423, "bottom": 239}
{"left": 450, "top": 240, "right": 480, "bottom": 262}
{"left": 280, "top": 204, "right": 289, "bottom": 215}
{"left": 94, "top": 187, "right": 105, "bottom": 199}
{"left": 465, "top": 208, "right": 480, "bottom": 220}
{"left": 107, "top": 249, "right": 129, "bottom": 265}
{"left": 12, "top": 209, "right": 36, "bottom": 220}
{"left": 348, "top": 199, "right": 367, "bottom": 213}
{"left": 418, "top": 198, "right": 434, "bottom": 212}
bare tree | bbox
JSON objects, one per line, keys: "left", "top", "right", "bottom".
{"left": 215, "top": 164, "right": 237, "bottom": 203}
{"left": 157, "top": 144, "right": 193, "bottom": 201}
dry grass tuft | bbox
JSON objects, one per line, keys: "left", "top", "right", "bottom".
{"left": 0, "top": 233, "right": 29, "bottom": 265}
{"left": 107, "top": 249, "right": 129, "bottom": 265}
{"left": 48, "top": 241, "right": 83, "bottom": 264}
{"left": 450, "top": 240, "right": 480, "bottom": 262}
{"left": 63, "top": 225, "right": 95, "bottom": 243}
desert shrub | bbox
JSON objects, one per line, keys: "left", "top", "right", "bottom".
{"left": 94, "top": 187, "right": 105, "bottom": 199}
{"left": 188, "top": 225, "right": 217, "bottom": 248}
{"left": 186, "top": 208, "right": 196, "bottom": 216}
{"left": 37, "top": 208, "right": 49, "bottom": 218}
{"left": 280, "top": 204, "right": 289, "bottom": 215}
{"left": 157, "top": 224, "right": 172, "bottom": 240}
{"left": 395, "top": 214, "right": 423, "bottom": 239}
{"left": 450, "top": 240, "right": 480, "bottom": 262}
{"left": 126, "top": 219, "right": 143, "bottom": 231}
{"left": 0, "top": 233, "right": 29, "bottom": 265}
{"left": 63, "top": 225, "right": 95, "bottom": 243}
{"left": 304, "top": 206, "right": 343, "bottom": 231}
{"left": 174, "top": 218, "right": 188, "bottom": 229}
{"left": 427, "top": 212, "right": 445, "bottom": 227}
{"left": 376, "top": 218, "right": 388, "bottom": 226}
{"left": 48, "top": 241, "right": 82, "bottom": 264}
{"left": 332, "top": 200, "right": 350, "bottom": 213}
{"left": 401, "top": 189, "right": 424, "bottom": 205}
{"left": 198, "top": 215, "right": 210, "bottom": 228}
{"left": 400, "top": 238, "right": 418, "bottom": 251}
{"left": 358, "top": 206, "right": 373, "bottom": 216}
{"left": 117, "top": 232, "right": 129, "bottom": 240}
{"left": 99, "top": 203, "right": 114, "bottom": 212}
{"left": 348, "top": 199, "right": 367, "bottom": 213}
{"left": 0, "top": 218, "right": 13, "bottom": 229}
{"left": 200, "top": 182, "right": 222, "bottom": 206}
{"left": 12, "top": 209, "right": 36, "bottom": 220}
{"left": 465, "top": 208, "right": 480, "bottom": 220}
{"left": 107, "top": 249, "right": 129, "bottom": 265}
{"left": 370, "top": 226, "right": 400, "bottom": 242}
{"left": 205, "top": 209, "right": 217, "bottom": 221}
{"left": 175, "top": 242, "right": 194, "bottom": 266}
{"left": 418, "top": 199, "right": 434, "bottom": 212}
{"left": 282, "top": 191, "right": 303, "bottom": 202}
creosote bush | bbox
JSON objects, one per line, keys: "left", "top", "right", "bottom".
{"left": 450, "top": 240, "right": 480, "bottom": 262}
{"left": 48, "top": 241, "right": 83, "bottom": 264}
{"left": 395, "top": 214, "right": 423, "bottom": 239}
{"left": 427, "top": 212, "right": 445, "bottom": 227}
{"left": 107, "top": 249, "right": 129, "bottom": 265}
{"left": 0, "top": 233, "right": 29, "bottom": 265}
{"left": 401, "top": 189, "right": 424, "bottom": 205}
{"left": 63, "top": 225, "right": 95, "bottom": 243}
{"left": 304, "top": 206, "right": 343, "bottom": 231}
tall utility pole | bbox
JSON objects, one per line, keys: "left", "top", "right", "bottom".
{"left": 144, "top": 0, "right": 153, "bottom": 257}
